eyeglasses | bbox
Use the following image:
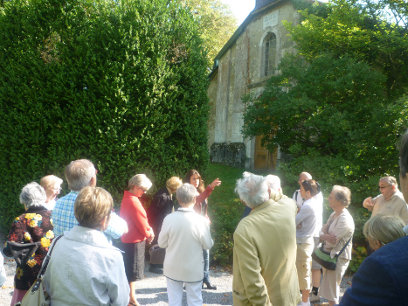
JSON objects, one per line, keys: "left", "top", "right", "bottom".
{"left": 379, "top": 185, "right": 390, "bottom": 189}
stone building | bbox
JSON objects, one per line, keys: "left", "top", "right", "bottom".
{"left": 207, "top": 0, "right": 299, "bottom": 169}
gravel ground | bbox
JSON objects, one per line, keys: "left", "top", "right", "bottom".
{"left": 0, "top": 230, "right": 352, "bottom": 306}
{"left": 0, "top": 256, "right": 232, "bottom": 306}
{"left": 0, "top": 229, "right": 233, "bottom": 306}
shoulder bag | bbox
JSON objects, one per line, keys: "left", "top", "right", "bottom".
{"left": 17, "top": 235, "right": 63, "bottom": 306}
{"left": 312, "top": 237, "right": 352, "bottom": 270}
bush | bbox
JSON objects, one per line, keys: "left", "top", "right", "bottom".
{"left": 0, "top": 0, "right": 209, "bottom": 230}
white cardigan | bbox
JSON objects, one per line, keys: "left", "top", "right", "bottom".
{"left": 44, "top": 226, "right": 130, "bottom": 306}
{"left": 158, "top": 207, "right": 213, "bottom": 282}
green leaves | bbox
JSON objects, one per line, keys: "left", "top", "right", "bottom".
{"left": 0, "top": 0, "right": 209, "bottom": 230}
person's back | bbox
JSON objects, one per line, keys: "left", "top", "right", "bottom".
{"left": 340, "top": 236, "right": 408, "bottom": 305}
{"left": 159, "top": 208, "right": 213, "bottom": 282}
{"left": 44, "top": 186, "right": 129, "bottom": 306}
{"left": 233, "top": 197, "right": 299, "bottom": 305}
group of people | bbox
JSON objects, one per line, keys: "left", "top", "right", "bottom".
{"left": 4, "top": 130, "right": 408, "bottom": 306}
{"left": 231, "top": 171, "right": 354, "bottom": 306}
{"left": 2, "top": 158, "right": 221, "bottom": 306}
{"left": 232, "top": 130, "right": 408, "bottom": 306}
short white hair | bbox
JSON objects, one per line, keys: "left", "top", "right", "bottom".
{"left": 176, "top": 183, "right": 199, "bottom": 205}
{"left": 20, "top": 182, "right": 46, "bottom": 208}
{"left": 264, "top": 175, "right": 282, "bottom": 201}
{"left": 264, "top": 175, "right": 281, "bottom": 192}
{"left": 128, "top": 174, "right": 153, "bottom": 191}
{"left": 235, "top": 172, "right": 269, "bottom": 208}
{"left": 65, "top": 159, "right": 96, "bottom": 191}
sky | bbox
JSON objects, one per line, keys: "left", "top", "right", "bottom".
{"left": 220, "top": 0, "right": 256, "bottom": 26}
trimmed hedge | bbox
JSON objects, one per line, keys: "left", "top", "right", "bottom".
{"left": 0, "top": 0, "right": 209, "bottom": 230}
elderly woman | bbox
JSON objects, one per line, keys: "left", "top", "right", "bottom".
{"left": 44, "top": 186, "right": 129, "bottom": 305}
{"left": 40, "top": 174, "right": 63, "bottom": 210}
{"left": 3, "top": 182, "right": 54, "bottom": 306}
{"left": 319, "top": 185, "right": 355, "bottom": 306}
{"left": 185, "top": 169, "right": 221, "bottom": 290}
{"left": 158, "top": 183, "right": 213, "bottom": 306}
{"left": 146, "top": 176, "right": 183, "bottom": 273}
{"left": 363, "top": 215, "right": 405, "bottom": 251}
{"left": 295, "top": 179, "right": 320, "bottom": 306}
{"left": 120, "top": 174, "right": 154, "bottom": 306}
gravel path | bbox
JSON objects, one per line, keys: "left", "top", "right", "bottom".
{"left": 0, "top": 256, "right": 232, "bottom": 306}
{"left": 0, "top": 230, "right": 352, "bottom": 306}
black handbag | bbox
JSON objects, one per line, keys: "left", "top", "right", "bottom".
{"left": 3, "top": 241, "right": 41, "bottom": 267}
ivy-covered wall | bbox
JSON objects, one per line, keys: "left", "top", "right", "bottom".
{"left": 0, "top": 0, "right": 209, "bottom": 230}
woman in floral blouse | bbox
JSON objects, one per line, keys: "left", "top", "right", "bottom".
{"left": 3, "top": 182, "right": 54, "bottom": 306}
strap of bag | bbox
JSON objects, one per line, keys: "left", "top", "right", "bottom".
{"left": 36, "top": 235, "right": 63, "bottom": 278}
{"left": 335, "top": 236, "right": 352, "bottom": 258}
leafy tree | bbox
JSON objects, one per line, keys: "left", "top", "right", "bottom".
{"left": 287, "top": 0, "right": 408, "bottom": 97}
{"left": 243, "top": 53, "right": 408, "bottom": 178}
{"left": 181, "top": 0, "right": 237, "bottom": 67}
{"left": 0, "top": 0, "right": 209, "bottom": 230}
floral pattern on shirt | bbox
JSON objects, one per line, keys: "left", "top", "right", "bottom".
{"left": 5, "top": 206, "right": 54, "bottom": 290}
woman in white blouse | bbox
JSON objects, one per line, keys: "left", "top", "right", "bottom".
{"left": 319, "top": 185, "right": 355, "bottom": 306}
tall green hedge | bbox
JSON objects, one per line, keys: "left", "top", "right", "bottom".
{"left": 0, "top": 0, "right": 209, "bottom": 230}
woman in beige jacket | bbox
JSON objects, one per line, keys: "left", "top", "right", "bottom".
{"left": 319, "top": 185, "right": 355, "bottom": 306}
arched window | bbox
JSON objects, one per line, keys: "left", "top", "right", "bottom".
{"left": 262, "top": 33, "right": 276, "bottom": 77}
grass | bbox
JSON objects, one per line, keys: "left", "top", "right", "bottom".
{"left": 203, "top": 163, "right": 246, "bottom": 267}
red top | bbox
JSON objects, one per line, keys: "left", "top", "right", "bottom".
{"left": 194, "top": 185, "right": 214, "bottom": 217}
{"left": 120, "top": 190, "right": 152, "bottom": 243}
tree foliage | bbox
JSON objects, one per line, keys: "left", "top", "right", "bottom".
{"left": 243, "top": 53, "right": 408, "bottom": 177}
{"left": 180, "top": 0, "right": 237, "bottom": 67}
{"left": 287, "top": 0, "right": 408, "bottom": 97}
{"left": 0, "top": 0, "right": 209, "bottom": 230}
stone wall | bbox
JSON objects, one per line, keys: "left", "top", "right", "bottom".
{"left": 210, "top": 142, "right": 246, "bottom": 168}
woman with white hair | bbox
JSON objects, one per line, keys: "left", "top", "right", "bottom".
{"left": 120, "top": 174, "right": 154, "bottom": 306}
{"left": 319, "top": 185, "right": 355, "bottom": 306}
{"left": 158, "top": 183, "right": 213, "bottom": 306}
{"left": 3, "top": 182, "right": 54, "bottom": 306}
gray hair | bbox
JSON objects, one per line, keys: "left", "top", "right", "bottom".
{"left": 299, "top": 171, "right": 312, "bottom": 181}
{"left": 264, "top": 175, "right": 283, "bottom": 201}
{"left": 128, "top": 174, "right": 152, "bottom": 191}
{"left": 65, "top": 159, "right": 96, "bottom": 191}
{"left": 332, "top": 185, "right": 351, "bottom": 207}
{"left": 363, "top": 215, "right": 405, "bottom": 246}
{"left": 380, "top": 176, "right": 398, "bottom": 188}
{"left": 235, "top": 172, "right": 269, "bottom": 208}
{"left": 19, "top": 182, "right": 46, "bottom": 208}
{"left": 176, "top": 183, "right": 199, "bottom": 205}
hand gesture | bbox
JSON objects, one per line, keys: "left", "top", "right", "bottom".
{"left": 363, "top": 197, "right": 374, "bottom": 211}
{"left": 209, "top": 178, "right": 221, "bottom": 189}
